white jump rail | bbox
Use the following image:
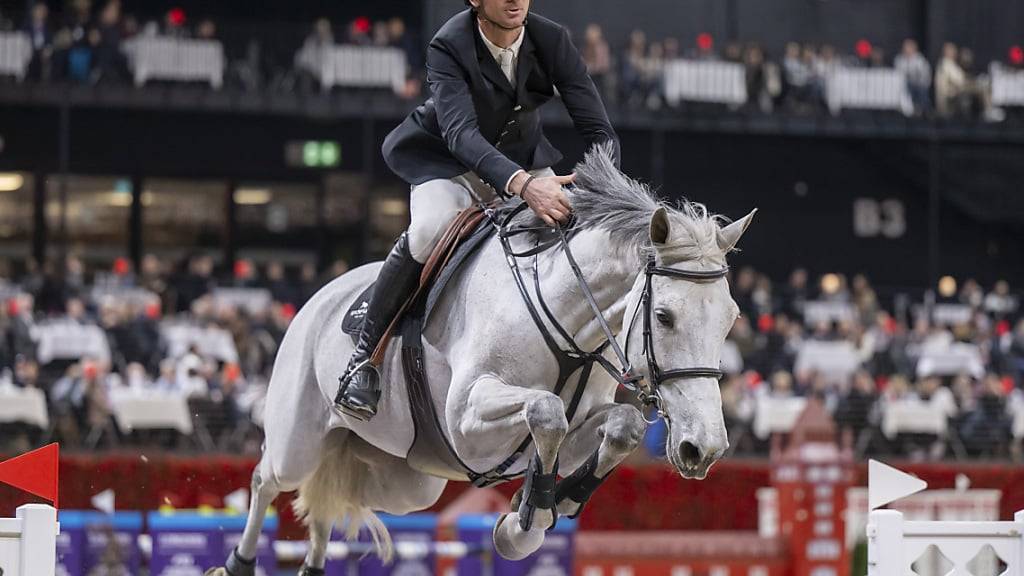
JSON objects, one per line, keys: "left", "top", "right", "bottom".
{"left": 0, "top": 504, "right": 59, "bottom": 576}
{"left": 868, "top": 506, "right": 1024, "bottom": 576}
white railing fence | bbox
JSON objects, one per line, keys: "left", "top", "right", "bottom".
{"left": 0, "top": 504, "right": 58, "bottom": 576}
{"left": 868, "top": 508, "right": 1024, "bottom": 576}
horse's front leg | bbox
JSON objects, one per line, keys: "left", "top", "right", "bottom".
{"left": 453, "top": 375, "right": 568, "bottom": 560}
{"left": 553, "top": 403, "right": 647, "bottom": 518}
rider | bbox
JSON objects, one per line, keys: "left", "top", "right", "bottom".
{"left": 334, "top": 0, "right": 620, "bottom": 420}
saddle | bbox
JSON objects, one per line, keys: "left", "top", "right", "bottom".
{"left": 341, "top": 205, "right": 492, "bottom": 343}
{"left": 341, "top": 205, "right": 502, "bottom": 482}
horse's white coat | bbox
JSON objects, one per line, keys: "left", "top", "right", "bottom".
{"left": 210, "top": 147, "right": 756, "bottom": 573}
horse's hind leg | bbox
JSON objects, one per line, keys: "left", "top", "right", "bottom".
{"left": 299, "top": 517, "right": 333, "bottom": 575}
{"left": 204, "top": 455, "right": 281, "bottom": 576}
{"left": 452, "top": 375, "right": 568, "bottom": 560}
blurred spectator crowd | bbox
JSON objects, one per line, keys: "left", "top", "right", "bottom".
{"left": 3, "top": 1, "right": 1023, "bottom": 121}
{"left": 708, "top": 268, "right": 1024, "bottom": 461}
{"left": 0, "top": 252, "right": 349, "bottom": 455}
{"left": 2, "top": 251, "right": 1023, "bottom": 464}
{"left": 585, "top": 29, "right": 1019, "bottom": 121}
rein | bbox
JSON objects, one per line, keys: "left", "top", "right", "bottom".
{"left": 490, "top": 201, "right": 728, "bottom": 424}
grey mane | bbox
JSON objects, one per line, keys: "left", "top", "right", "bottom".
{"left": 566, "top": 142, "right": 731, "bottom": 265}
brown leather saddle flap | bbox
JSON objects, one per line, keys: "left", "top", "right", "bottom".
{"left": 369, "top": 206, "right": 488, "bottom": 365}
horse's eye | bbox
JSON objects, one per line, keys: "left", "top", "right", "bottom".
{"left": 655, "top": 309, "right": 674, "bottom": 328}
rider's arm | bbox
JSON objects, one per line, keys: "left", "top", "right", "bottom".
{"left": 427, "top": 41, "right": 523, "bottom": 196}
{"left": 549, "top": 25, "right": 620, "bottom": 167}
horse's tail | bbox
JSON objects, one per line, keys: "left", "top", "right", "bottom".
{"left": 293, "top": 429, "right": 394, "bottom": 563}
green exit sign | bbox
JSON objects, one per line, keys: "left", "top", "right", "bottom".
{"left": 286, "top": 140, "right": 341, "bottom": 168}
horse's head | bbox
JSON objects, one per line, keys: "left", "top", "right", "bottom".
{"left": 623, "top": 205, "right": 756, "bottom": 479}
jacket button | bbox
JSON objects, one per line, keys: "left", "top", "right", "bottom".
{"left": 514, "top": 105, "right": 523, "bottom": 111}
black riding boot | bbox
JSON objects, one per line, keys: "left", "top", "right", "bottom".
{"left": 334, "top": 232, "right": 423, "bottom": 421}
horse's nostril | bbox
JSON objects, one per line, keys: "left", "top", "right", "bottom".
{"left": 680, "top": 441, "right": 702, "bottom": 465}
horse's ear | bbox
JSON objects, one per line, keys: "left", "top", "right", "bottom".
{"left": 649, "top": 207, "right": 671, "bottom": 245}
{"left": 717, "top": 209, "right": 757, "bottom": 252}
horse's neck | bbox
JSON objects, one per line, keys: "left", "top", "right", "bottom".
{"left": 534, "top": 228, "right": 639, "bottom": 351}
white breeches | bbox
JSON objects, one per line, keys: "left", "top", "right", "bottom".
{"left": 407, "top": 168, "right": 555, "bottom": 263}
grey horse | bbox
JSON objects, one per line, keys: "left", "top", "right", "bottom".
{"left": 206, "top": 144, "right": 755, "bottom": 574}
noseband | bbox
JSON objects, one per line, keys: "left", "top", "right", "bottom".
{"left": 623, "top": 258, "right": 729, "bottom": 419}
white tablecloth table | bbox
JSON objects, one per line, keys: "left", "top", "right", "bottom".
{"left": 161, "top": 322, "right": 239, "bottom": 363}
{"left": 0, "top": 32, "right": 32, "bottom": 81}
{"left": 991, "top": 64, "right": 1024, "bottom": 107}
{"left": 752, "top": 396, "right": 808, "bottom": 439}
{"left": 0, "top": 386, "right": 49, "bottom": 428}
{"left": 794, "top": 340, "right": 860, "bottom": 382}
{"left": 664, "top": 59, "right": 747, "bottom": 106}
{"left": 801, "top": 300, "right": 856, "bottom": 327}
{"left": 32, "top": 321, "right": 111, "bottom": 364}
{"left": 826, "top": 67, "right": 913, "bottom": 116}
{"left": 881, "top": 399, "right": 947, "bottom": 438}
{"left": 930, "top": 303, "right": 973, "bottom": 326}
{"left": 123, "top": 36, "right": 224, "bottom": 88}
{"left": 108, "top": 388, "right": 193, "bottom": 434}
{"left": 296, "top": 44, "right": 407, "bottom": 94}
{"left": 212, "top": 287, "right": 272, "bottom": 316}
{"left": 916, "top": 343, "right": 984, "bottom": 378}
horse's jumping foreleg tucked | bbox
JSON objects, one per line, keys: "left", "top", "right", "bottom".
{"left": 456, "top": 375, "right": 567, "bottom": 560}
{"left": 554, "top": 403, "right": 647, "bottom": 518}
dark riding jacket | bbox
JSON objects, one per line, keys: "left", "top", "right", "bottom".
{"left": 382, "top": 9, "right": 620, "bottom": 193}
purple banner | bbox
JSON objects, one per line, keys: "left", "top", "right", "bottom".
{"left": 56, "top": 511, "right": 142, "bottom": 576}
{"left": 148, "top": 511, "right": 277, "bottom": 576}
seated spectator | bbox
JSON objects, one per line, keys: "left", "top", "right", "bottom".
{"left": 782, "top": 42, "right": 823, "bottom": 112}
{"left": 7, "top": 294, "right": 37, "bottom": 363}
{"left": 959, "top": 374, "right": 1012, "bottom": 456}
{"left": 265, "top": 261, "right": 298, "bottom": 307}
{"left": 93, "top": 0, "right": 127, "bottom": 84}
{"left": 743, "top": 44, "right": 773, "bottom": 113}
{"left": 917, "top": 375, "right": 958, "bottom": 417}
{"left": 869, "top": 47, "right": 886, "bottom": 68}
{"left": 935, "top": 42, "right": 967, "bottom": 117}
{"left": 984, "top": 280, "right": 1018, "bottom": 319}
{"left": 296, "top": 17, "right": 335, "bottom": 90}
{"left": 768, "top": 369, "right": 796, "bottom": 398}
{"left": 640, "top": 41, "right": 666, "bottom": 109}
{"left": 958, "top": 48, "right": 1004, "bottom": 122}
{"left": 724, "top": 41, "right": 743, "bottom": 63}
{"left": 815, "top": 44, "right": 840, "bottom": 80}
{"left": 895, "top": 38, "right": 932, "bottom": 115}
{"left": 619, "top": 29, "right": 648, "bottom": 108}
{"left": 581, "top": 24, "right": 612, "bottom": 100}
{"left": 195, "top": 17, "right": 217, "bottom": 40}
{"left": 835, "top": 370, "right": 879, "bottom": 449}
{"left": 51, "top": 359, "right": 119, "bottom": 448}
{"left": 24, "top": 1, "right": 53, "bottom": 81}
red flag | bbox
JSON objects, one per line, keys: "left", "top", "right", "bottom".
{"left": 0, "top": 443, "right": 59, "bottom": 508}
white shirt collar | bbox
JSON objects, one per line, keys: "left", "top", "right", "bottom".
{"left": 478, "top": 21, "right": 525, "bottom": 61}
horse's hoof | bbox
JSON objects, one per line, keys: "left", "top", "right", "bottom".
{"left": 203, "top": 570, "right": 228, "bottom": 576}
{"left": 493, "top": 512, "right": 544, "bottom": 561}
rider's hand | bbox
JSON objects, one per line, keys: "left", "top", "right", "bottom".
{"left": 515, "top": 173, "right": 575, "bottom": 227}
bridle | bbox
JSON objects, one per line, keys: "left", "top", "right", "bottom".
{"left": 491, "top": 202, "right": 728, "bottom": 425}
{"left": 622, "top": 257, "right": 729, "bottom": 421}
